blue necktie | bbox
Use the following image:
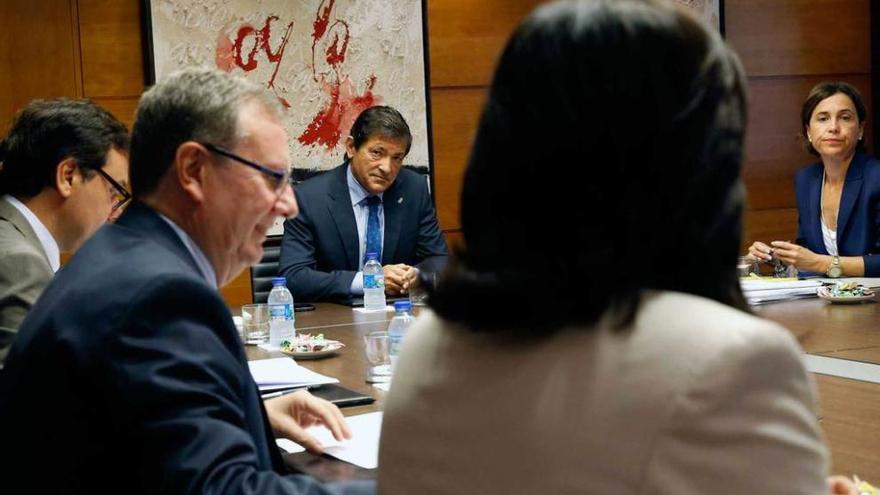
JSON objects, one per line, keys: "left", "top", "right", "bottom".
{"left": 364, "top": 196, "right": 382, "bottom": 265}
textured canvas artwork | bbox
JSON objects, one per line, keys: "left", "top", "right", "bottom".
{"left": 145, "top": 0, "right": 431, "bottom": 173}
{"left": 673, "top": 0, "right": 722, "bottom": 31}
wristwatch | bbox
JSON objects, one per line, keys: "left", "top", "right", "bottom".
{"left": 826, "top": 255, "right": 842, "bottom": 278}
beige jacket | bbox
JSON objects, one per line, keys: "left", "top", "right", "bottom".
{"left": 379, "top": 291, "right": 828, "bottom": 494}
{"left": 0, "top": 197, "right": 53, "bottom": 362}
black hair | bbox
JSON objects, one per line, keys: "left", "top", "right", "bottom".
{"left": 800, "top": 81, "right": 867, "bottom": 156}
{"left": 348, "top": 106, "right": 412, "bottom": 157}
{"left": 429, "top": 0, "right": 749, "bottom": 335}
{"left": 0, "top": 99, "right": 129, "bottom": 198}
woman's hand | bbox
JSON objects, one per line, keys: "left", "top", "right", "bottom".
{"left": 747, "top": 241, "right": 774, "bottom": 262}
{"left": 264, "top": 390, "right": 352, "bottom": 454}
{"left": 769, "top": 241, "right": 828, "bottom": 273}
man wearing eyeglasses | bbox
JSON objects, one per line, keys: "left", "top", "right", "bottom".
{"left": 279, "top": 105, "right": 448, "bottom": 303}
{"left": 0, "top": 68, "right": 372, "bottom": 494}
{"left": 0, "top": 98, "right": 129, "bottom": 363}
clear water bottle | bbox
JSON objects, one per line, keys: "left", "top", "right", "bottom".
{"left": 267, "top": 277, "right": 295, "bottom": 346}
{"left": 388, "top": 300, "right": 414, "bottom": 369}
{"left": 363, "top": 252, "right": 386, "bottom": 312}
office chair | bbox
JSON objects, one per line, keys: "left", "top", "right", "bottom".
{"left": 249, "top": 235, "right": 283, "bottom": 304}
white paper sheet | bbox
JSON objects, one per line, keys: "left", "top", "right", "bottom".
{"left": 274, "top": 412, "right": 383, "bottom": 469}
{"left": 248, "top": 357, "right": 338, "bottom": 390}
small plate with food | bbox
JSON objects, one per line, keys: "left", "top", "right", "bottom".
{"left": 279, "top": 334, "right": 345, "bottom": 360}
{"left": 817, "top": 282, "right": 876, "bottom": 304}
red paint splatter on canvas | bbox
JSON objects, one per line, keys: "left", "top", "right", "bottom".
{"left": 299, "top": 0, "right": 381, "bottom": 150}
{"left": 298, "top": 75, "right": 379, "bottom": 149}
{"left": 216, "top": 16, "right": 294, "bottom": 108}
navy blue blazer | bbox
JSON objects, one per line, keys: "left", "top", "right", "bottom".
{"left": 795, "top": 152, "right": 880, "bottom": 276}
{"left": 0, "top": 202, "right": 341, "bottom": 494}
{"left": 279, "top": 164, "right": 448, "bottom": 302}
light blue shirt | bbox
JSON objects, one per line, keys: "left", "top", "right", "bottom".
{"left": 347, "top": 164, "right": 384, "bottom": 295}
{"left": 158, "top": 213, "right": 217, "bottom": 289}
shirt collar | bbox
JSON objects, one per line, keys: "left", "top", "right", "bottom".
{"left": 346, "top": 164, "right": 383, "bottom": 207}
{"left": 156, "top": 213, "right": 218, "bottom": 288}
{"left": 4, "top": 195, "right": 60, "bottom": 272}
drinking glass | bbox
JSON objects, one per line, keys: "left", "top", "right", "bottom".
{"left": 409, "top": 270, "right": 437, "bottom": 306}
{"left": 242, "top": 304, "right": 270, "bottom": 344}
{"left": 363, "top": 331, "right": 392, "bottom": 383}
{"left": 737, "top": 256, "right": 757, "bottom": 278}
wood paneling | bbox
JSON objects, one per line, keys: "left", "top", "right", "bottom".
{"left": 0, "top": 0, "right": 81, "bottom": 125}
{"left": 429, "top": 87, "right": 486, "bottom": 230}
{"left": 726, "top": 0, "right": 871, "bottom": 77}
{"left": 742, "top": 208, "right": 799, "bottom": 248}
{"left": 91, "top": 96, "right": 140, "bottom": 129}
{"left": 78, "top": 0, "right": 145, "bottom": 97}
{"left": 426, "top": 0, "right": 546, "bottom": 88}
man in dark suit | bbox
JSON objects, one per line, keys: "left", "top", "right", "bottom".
{"left": 279, "top": 106, "right": 447, "bottom": 302}
{"left": 0, "top": 68, "right": 371, "bottom": 494}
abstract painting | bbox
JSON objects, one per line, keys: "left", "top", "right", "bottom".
{"left": 143, "top": 0, "right": 432, "bottom": 175}
{"left": 673, "top": 0, "right": 724, "bottom": 33}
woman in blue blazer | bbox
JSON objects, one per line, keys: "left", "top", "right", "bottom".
{"left": 749, "top": 82, "right": 880, "bottom": 277}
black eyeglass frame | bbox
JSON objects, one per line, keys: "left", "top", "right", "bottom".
{"left": 199, "top": 142, "right": 292, "bottom": 193}
{"left": 93, "top": 167, "right": 132, "bottom": 211}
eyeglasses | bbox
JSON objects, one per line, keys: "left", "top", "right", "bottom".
{"left": 200, "top": 142, "right": 291, "bottom": 194}
{"left": 94, "top": 167, "right": 131, "bottom": 211}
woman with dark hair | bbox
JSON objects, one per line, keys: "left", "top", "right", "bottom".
{"left": 748, "top": 82, "right": 880, "bottom": 277}
{"left": 378, "top": 1, "right": 849, "bottom": 493}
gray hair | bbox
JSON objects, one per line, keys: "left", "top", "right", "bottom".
{"left": 129, "top": 67, "right": 281, "bottom": 197}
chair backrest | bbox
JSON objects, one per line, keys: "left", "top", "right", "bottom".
{"left": 250, "top": 235, "right": 283, "bottom": 304}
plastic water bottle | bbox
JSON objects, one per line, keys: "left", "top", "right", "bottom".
{"left": 363, "top": 252, "right": 386, "bottom": 311}
{"left": 268, "top": 277, "right": 295, "bottom": 346}
{"left": 388, "top": 300, "right": 414, "bottom": 369}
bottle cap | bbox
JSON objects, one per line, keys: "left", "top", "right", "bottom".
{"left": 271, "top": 277, "right": 287, "bottom": 286}
{"left": 366, "top": 252, "right": 379, "bottom": 261}
{"left": 393, "top": 300, "right": 412, "bottom": 312}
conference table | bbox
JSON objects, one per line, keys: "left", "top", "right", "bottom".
{"left": 245, "top": 298, "right": 880, "bottom": 483}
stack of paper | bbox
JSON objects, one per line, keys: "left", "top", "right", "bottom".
{"left": 248, "top": 357, "right": 339, "bottom": 392}
{"left": 740, "top": 279, "right": 823, "bottom": 305}
{"left": 276, "top": 412, "right": 383, "bottom": 469}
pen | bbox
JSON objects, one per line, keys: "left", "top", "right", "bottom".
{"left": 261, "top": 386, "right": 309, "bottom": 400}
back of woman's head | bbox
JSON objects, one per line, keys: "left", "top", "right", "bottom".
{"left": 431, "top": 0, "right": 749, "bottom": 334}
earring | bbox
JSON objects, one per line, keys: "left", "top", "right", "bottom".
{"left": 859, "top": 135, "right": 863, "bottom": 141}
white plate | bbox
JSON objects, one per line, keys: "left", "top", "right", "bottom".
{"left": 279, "top": 342, "right": 344, "bottom": 360}
{"left": 817, "top": 286, "right": 876, "bottom": 304}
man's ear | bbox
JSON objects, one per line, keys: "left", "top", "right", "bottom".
{"left": 344, "top": 136, "right": 356, "bottom": 160}
{"left": 175, "top": 142, "right": 208, "bottom": 203}
{"left": 55, "top": 158, "right": 78, "bottom": 199}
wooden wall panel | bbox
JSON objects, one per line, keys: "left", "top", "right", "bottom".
{"left": 742, "top": 208, "right": 799, "bottom": 248}
{"left": 0, "top": 0, "right": 81, "bottom": 126}
{"left": 429, "top": 87, "right": 486, "bottom": 230}
{"left": 91, "top": 96, "right": 140, "bottom": 129}
{"left": 78, "top": 0, "right": 145, "bottom": 98}
{"left": 726, "top": 0, "right": 870, "bottom": 77}
{"left": 426, "top": 0, "right": 546, "bottom": 88}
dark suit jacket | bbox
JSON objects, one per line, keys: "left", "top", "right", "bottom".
{"left": 280, "top": 164, "right": 448, "bottom": 302}
{"left": 795, "top": 152, "right": 880, "bottom": 276}
{"left": 0, "top": 202, "right": 339, "bottom": 494}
